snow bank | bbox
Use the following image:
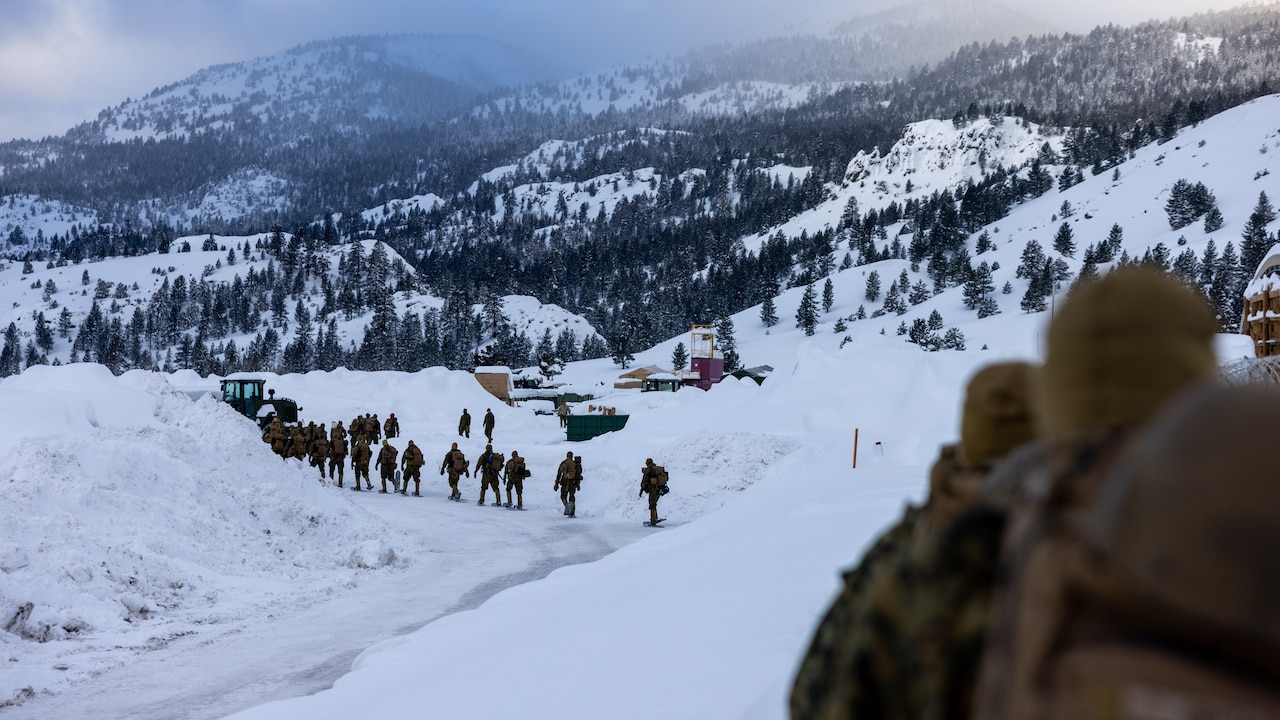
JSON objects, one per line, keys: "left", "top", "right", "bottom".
{"left": 0, "top": 365, "right": 401, "bottom": 666}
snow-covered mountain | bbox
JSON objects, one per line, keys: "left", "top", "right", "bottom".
{"left": 3, "top": 92, "right": 1278, "bottom": 720}
{"left": 91, "top": 35, "right": 567, "bottom": 143}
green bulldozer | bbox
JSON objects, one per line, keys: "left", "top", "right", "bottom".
{"left": 220, "top": 378, "right": 301, "bottom": 429}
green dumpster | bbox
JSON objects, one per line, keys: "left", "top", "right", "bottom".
{"left": 565, "top": 414, "right": 629, "bottom": 442}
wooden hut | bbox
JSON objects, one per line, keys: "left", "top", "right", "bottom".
{"left": 1241, "top": 247, "right": 1280, "bottom": 358}
{"left": 474, "top": 366, "right": 514, "bottom": 403}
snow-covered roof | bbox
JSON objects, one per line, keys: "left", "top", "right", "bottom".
{"left": 474, "top": 366, "right": 512, "bottom": 375}
{"left": 645, "top": 372, "right": 679, "bottom": 381}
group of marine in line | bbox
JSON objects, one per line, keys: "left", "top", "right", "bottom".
{"left": 789, "top": 267, "right": 1280, "bottom": 720}
{"left": 262, "top": 406, "right": 670, "bottom": 523}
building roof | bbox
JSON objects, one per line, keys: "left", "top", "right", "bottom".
{"left": 474, "top": 366, "right": 512, "bottom": 375}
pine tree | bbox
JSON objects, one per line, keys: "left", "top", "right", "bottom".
{"left": 671, "top": 341, "right": 688, "bottom": 371}
{"left": 963, "top": 261, "right": 996, "bottom": 310}
{"left": 609, "top": 334, "right": 634, "bottom": 369}
{"left": 822, "top": 278, "right": 835, "bottom": 314}
{"left": 715, "top": 316, "right": 741, "bottom": 372}
{"left": 864, "top": 270, "right": 881, "bottom": 302}
{"left": 1053, "top": 222, "right": 1076, "bottom": 257}
{"left": 796, "top": 284, "right": 818, "bottom": 336}
{"left": 760, "top": 290, "right": 779, "bottom": 328}
{"left": 1016, "top": 239, "right": 1046, "bottom": 279}
{"left": 1203, "top": 205, "right": 1224, "bottom": 233}
{"left": 1211, "top": 241, "right": 1243, "bottom": 331}
{"left": 1240, "top": 191, "right": 1276, "bottom": 274}
{"left": 1021, "top": 265, "right": 1049, "bottom": 312}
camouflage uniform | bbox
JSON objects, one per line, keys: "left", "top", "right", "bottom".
{"left": 503, "top": 451, "right": 527, "bottom": 508}
{"left": 474, "top": 445, "right": 502, "bottom": 505}
{"left": 375, "top": 440, "right": 398, "bottom": 493}
{"left": 286, "top": 426, "right": 307, "bottom": 461}
{"left": 440, "top": 443, "right": 468, "bottom": 500}
{"left": 482, "top": 409, "right": 495, "bottom": 442}
{"left": 790, "top": 269, "right": 1218, "bottom": 720}
{"left": 458, "top": 409, "right": 471, "bottom": 438}
{"left": 400, "top": 440, "right": 424, "bottom": 496}
{"left": 639, "top": 458, "right": 665, "bottom": 525}
{"left": 384, "top": 413, "right": 399, "bottom": 439}
{"left": 265, "top": 418, "right": 288, "bottom": 457}
{"left": 311, "top": 429, "right": 329, "bottom": 480}
{"left": 555, "top": 451, "right": 578, "bottom": 516}
{"left": 790, "top": 361, "right": 1038, "bottom": 720}
{"left": 351, "top": 440, "right": 373, "bottom": 490}
{"left": 328, "top": 434, "right": 348, "bottom": 487}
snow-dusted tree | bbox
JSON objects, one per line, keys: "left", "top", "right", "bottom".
{"left": 796, "top": 284, "right": 818, "bottom": 336}
{"left": 822, "top": 278, "right": 835, "bottom": 314}
{"left": 963, "top": 261, "right": 996, "bottom": 310}
{"left": 760, "top": 289, "right": 779, "bottom": 328}
{"left": 864, "top": 270, "right": 881, "bottom": 302}
{"left": 1016, "top": 239, "right": 1046, "bottom": 279}
{"left": 609, "top": 334, "right": 634, "bottom": 369}
{"left": 715, "top": 316, "right": 741, "bottom": 372}
{"left": 671, "top": 341, "right": 688, "bottom": 372}
{"left": 1053, "top": 222, "right": 1076, "bottom": 257}
{"left": 1241, "top": 191, "right": 1276, "bottom": 274}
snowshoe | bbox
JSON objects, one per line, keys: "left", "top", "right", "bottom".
{"left": 379, "top": 489, "right": 388, "bottom": 494}
{"left": 644, "top": 518, "right": 666, "bottom": 527}
{"left": 477, "top": 498, "right": 485, "bottom": 505}
{"left": 413, "top": 491, "right": 420, "bottom": 497}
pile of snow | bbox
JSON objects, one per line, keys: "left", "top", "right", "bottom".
{"left": 0, "top": 365, "right": 402, "bottom": 660}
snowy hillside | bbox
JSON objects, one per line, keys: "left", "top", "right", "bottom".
{"left": 0, "top": 195, "right": 99, "bottom": 249}
{"left": 2, "top": 93, "right": 1277, "bottom": 720}
{"left": 0, "top": 236, "right": 601, "bottom": 372}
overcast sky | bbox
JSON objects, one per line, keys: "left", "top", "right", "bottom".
{"left": 0, "top": 0, "right": 1253, "bottom": 143}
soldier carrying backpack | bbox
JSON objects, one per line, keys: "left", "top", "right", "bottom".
{"left": 440, "top": 443, "right": 468, "bottom": 501}
{"left": 503, "top": 450, "right": 529, "bottom": 509}
{"left": 555, "top": 451, "right": 580, "bottom": 517}
{"left": 474, "top": 444, "right": 503, "bottom": 506}
{"left": 639, "top": 458, "right": 668, "bottom": 526}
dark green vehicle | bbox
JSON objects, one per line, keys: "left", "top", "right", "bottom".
{"left": 220, "top": 378, "right": 301, "bottom": 429}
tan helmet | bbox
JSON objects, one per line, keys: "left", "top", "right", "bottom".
{"left": 959, "top": 362, "right": 1038, "bottom": 470}
{"left": 1039, "top": 268, "right": 1217, "bottom": 439}
{"left": 451, "top": 442, "right": 458, "bottom": 450}
{"left": 566, "top": 451, "right": 574, "bottom": 459}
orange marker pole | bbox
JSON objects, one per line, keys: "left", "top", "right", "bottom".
{"left": 852, "top": 427, "right": 859, "bottom": 469}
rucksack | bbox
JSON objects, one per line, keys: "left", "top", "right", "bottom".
{"left": 451, "top": 452, "right": 466, "bottom": 471}
{"left": 488, "top": 453, "right": 504, "bottom": 471}
{"left": 562, "top": 461, "right": 577, "bottom": 481}
{"left": 653, "top": 465, "right": 668, "bottom": 487}
{"left": 975, "top": 385, "right": 1280, "bottom": 719}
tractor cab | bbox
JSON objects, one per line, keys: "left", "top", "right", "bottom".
{"left": 220, "top": 378, "right": 301, "bottom": 428}
{"left": 221, "top": 378, "right": 266, "bottom": 419}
